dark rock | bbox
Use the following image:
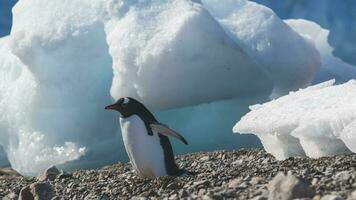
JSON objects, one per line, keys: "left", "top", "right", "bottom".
{"left": 19, "top": 186, "right": 34, "bottom": 200}
{"left": 30, "top": 182, "right": 55, "bottom": 200}
{"left": 57, "top": 172, "right": 72, "bottom": 180}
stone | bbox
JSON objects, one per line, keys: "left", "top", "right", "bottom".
{"left": 228, "top": 178, "right": 243, "bottom": 188}
{"left": 313, "top": 195, "right": 321, "bottom": 200}
{"left": 2, "top": 193, "right": 19, "bottom": 200}
{"left": 19, "top": 186, "right": 34, "bottom": 200}
{"left": 253, "top": 196, "right": 268, "bottom": 200}
{"left": 51, "top": 197, "right": 64, "bottom": 200}
{"left": 200, "top": 156, "right": 210, "bottom": 161}
{"left": 0, "top": 168, "right": 22, "bottom": 177}
{"left": 349, "top": 190, "right": 356, "bottom": 200}
{"left": 321, "top": 195, "right": 344, "bottom": 200}
{"left": 30, "top": 182, "right": 55, "bottom": 200}
{"left": 192, "top": 180, "right": 210, "bottom": 189}
{"left": 250, "top": 177, "right": 266, "bottom": 185}
{"left": 334, "top": 171, "right": 352, "bottom": 181}
{"left": 37, "top": 166, "right": 61, "bottom": 181}
{"left": 268, "top": 172, "right": 315, "bottom": 200}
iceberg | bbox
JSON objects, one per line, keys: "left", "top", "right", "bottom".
{"left": 0, "top": 36, "right": 88, "bottom": 175}
{"left": 234, "top": 80, "right": 356, "bottom": 160}
{"left": 251, "top": 0, "right": 356, "bottom": 66}
{"left": 106, "top": 0, "right": 272, "bottom": 109}
{"left": 285, "top": 19, "right": 356, "bottom": 84}
{"left": 202, "top": 0, "right": 320, "bottom": 97}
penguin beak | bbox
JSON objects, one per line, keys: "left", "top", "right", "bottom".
{"left": 105, "top": 103, "right": 118, "bottom": 110}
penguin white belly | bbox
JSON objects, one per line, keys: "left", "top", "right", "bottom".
{"left": 120, "top": 115, "right": 167, "bottom": 178}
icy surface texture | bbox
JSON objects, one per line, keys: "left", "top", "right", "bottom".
{"left": 0, "top": 37, "right": 87, "bottom": 175}
{"left": 202, "top": 0, "right": 320, "bottom": 97}
{"left": 0, "top": 0, "right": 122, "bottom": 175}
{"left": 106, "top": 0, "right": 272, "bottom": 109}
{"left": 285, "top": 19, "right": 356, "bottom": 84}
{"left": 234, "top": 80, "right": 356, "bottom": 160}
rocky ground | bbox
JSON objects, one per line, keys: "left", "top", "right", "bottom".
{"left": 1, "top": 149, "right": 356, "bottom": 200}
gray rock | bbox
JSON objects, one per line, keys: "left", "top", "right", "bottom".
{"left": 19, "top": 186, "right": 34, "bottom": 200}
{"left": 334, "top": 171, "right": 352, "bottom": 181}
{"left": 268, "top": 172, "right": 315, "bottom": 200}
{"left": 349, "top": 190, "right": 356, "bottom": 200}
{"left": 200, "top": 156, "right": 210, "bottom": 161}
{"left": 2, "top": 193, "right": 19, "bottom": 200}
{"left": 228, "top": 177, "right": 243, "bottom": 188}
{"left": 252, "top": 189, "right": 269, "bottom": 200}
{"left": 51, "top": 197, "right": 64, "bottom": 200}
{"left": 30, "top": 182, "right": 55, "bottom": 200}
{"left": 250, "top": 177, "right": 266, "bottom": 185}
{"left": 252, "top": 196, "right": 268, "bottom": 200}
{"left": 0, "top": 168, "right": 21, "bottom": 177}
{"left": 37, "top": 166, "right": 60, "bottom": 181}
{"left": 321, "top": 195, "right": 344, "bottom": 200}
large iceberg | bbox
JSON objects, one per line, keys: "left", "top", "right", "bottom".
{"left": 202, "top": 0, "right": 320, "bottom": 97}
{"left": 0, "top": 0, "right": 322, "bottom": 175}
{"left": 234, "top": 80, "right": 356, "bottom": 160}
{"left": 106, "top": 0, "right": 272, "bottom": 109}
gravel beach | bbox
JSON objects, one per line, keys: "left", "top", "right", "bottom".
{"left": 1, "top": 148, "right": 356, "bottom": 200}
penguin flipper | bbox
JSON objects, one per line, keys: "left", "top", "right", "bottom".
{"left": 150, "top": 123, "right": 188, "bottom": 145}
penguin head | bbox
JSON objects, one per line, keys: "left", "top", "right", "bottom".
{"left": 105, "top": 97, "right": 142, "bottom": 117}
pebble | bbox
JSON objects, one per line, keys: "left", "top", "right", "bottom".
{"left": 0, "top": 149, "right": 355, "bottom": 199}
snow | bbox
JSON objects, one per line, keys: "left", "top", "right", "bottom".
{"left": 234, "top": 80, "right": 356, "bottom": 160}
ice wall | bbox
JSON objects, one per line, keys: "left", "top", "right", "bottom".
{"left": 234, "top": 80, "right": 356, "bottom": 160}
{"left": 0, "top": 0, "right": 124, "bottom": 175}
{"left": 0, "top": 36, "right": 89, "bottom": 175}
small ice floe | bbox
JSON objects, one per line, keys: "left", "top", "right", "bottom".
{"left": 234, "top": 80, "right": 356, "bottom": 160}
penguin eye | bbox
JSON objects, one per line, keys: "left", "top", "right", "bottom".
{"left": 123, "top": 98, "right": 130, "bottom": 105}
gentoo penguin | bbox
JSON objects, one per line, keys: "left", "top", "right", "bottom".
{"left": 105, "top": 97, "right": 188, "bottom": 179}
